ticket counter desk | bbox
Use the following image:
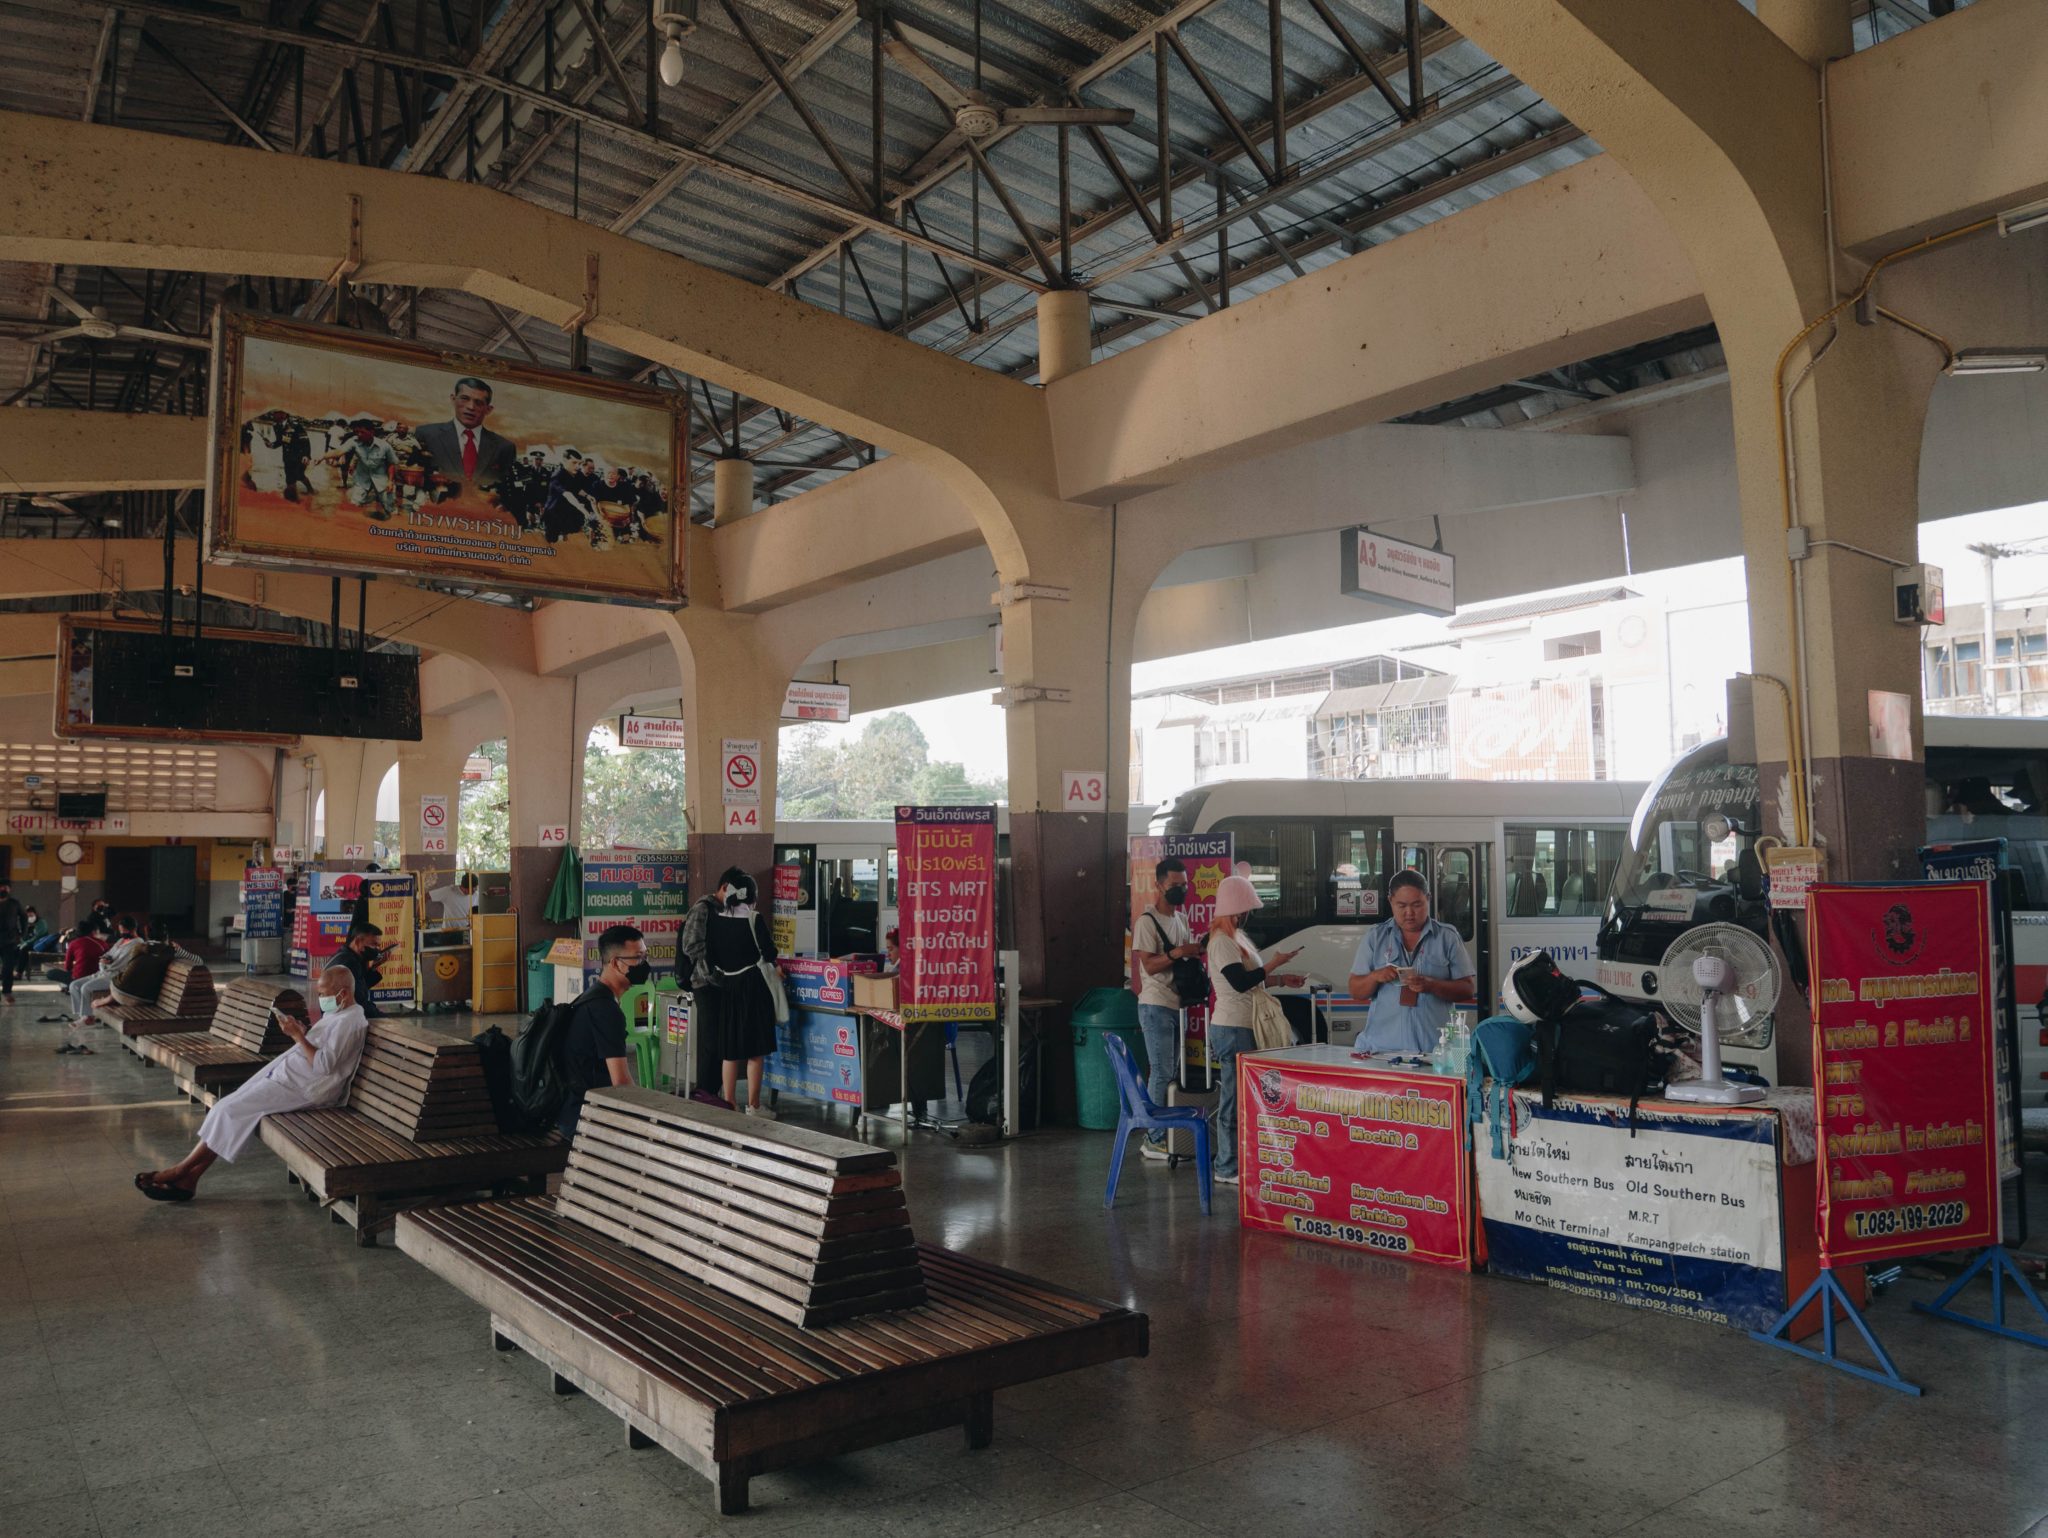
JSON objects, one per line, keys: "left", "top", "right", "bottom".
{"left": 1240, "top": 1045, "right": 1838, "bottom": 1333}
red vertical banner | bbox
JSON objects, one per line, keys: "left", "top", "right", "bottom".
{"left": 894, "top": 806, "right": 996, "bottom": 1023}
{"left": 1808, "top": 881, "right": 1998, "bottom": 1265}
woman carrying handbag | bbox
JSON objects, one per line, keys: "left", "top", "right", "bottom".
{"left": 704, "top": 868, "right": 783, "bottom": 1118}
{"left": 1205, "top": 868, "right": 1305, "bottom": 1187}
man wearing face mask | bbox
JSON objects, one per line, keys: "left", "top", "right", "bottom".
{"left": 1131, "top": 857, "right": 1204, "bottom": 1162}
{"left": 336, "top": 922, "right": 392, "bottom": 1019}
{"left": 554, "top": 924, "right": 646, "bottom": 1138}
{"left": 135, "top": 970, "right": 364, "bottom": 1201}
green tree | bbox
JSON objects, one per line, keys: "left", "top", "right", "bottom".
{"left": 457, "top": 739, "right": 510, "bottom": 868}
{"left": 581, "top": 724, "right": 690, "bottom": 849}
{"left": 775, "top": 713, "right": 1005, "bottom": 818}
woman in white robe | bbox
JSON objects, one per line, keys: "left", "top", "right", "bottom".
{"left": 136, "top": 962, "right": 369, "bottom": 1201}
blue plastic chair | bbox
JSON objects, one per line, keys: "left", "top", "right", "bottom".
{"left": 1101, "top": 1032, "right": 1211, "bottom": 1215}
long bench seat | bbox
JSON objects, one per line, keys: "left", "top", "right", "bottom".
{"left": 398, "top": 1088, "right": 1147, "bottom": 1514}
{"left": 95, "top": 958, "right": 218, "bottom": 1037}
{"left": 138, "top": 978, "right": 293, "bottom": 1102}
{"left": 260, "top": 1017, "right": 566, "bottom": 1246}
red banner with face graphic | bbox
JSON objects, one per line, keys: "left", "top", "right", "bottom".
{"left": 1808, "top": 882, "right": 1998, "bottom": 1265}
{"left": 1238, "top": 1049, "right": 1472, "bottom": 1269}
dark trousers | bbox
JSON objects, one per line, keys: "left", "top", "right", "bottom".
{"left": 0, "top": 945, "right": 19, "bottom": 996}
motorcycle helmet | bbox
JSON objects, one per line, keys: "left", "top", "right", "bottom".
{"left": 1501, "top": 951, "right": 1582, "bottom": 1025}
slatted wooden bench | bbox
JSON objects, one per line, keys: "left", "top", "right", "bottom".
{"left": 94, "top": 958, "right": 218, "bottom": 1038}
{"left": 399, "top": 1088, "right": 1147, "bottom": 1515}
{"left": 260, "top": 1018, "right": 567, "bottom": 1246}
{"left": 138, "top": 978, "right": 294, "bottom": 1104}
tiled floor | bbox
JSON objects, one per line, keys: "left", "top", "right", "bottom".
{"left": 7, "top": 976, "right": 2048, "bottom": 1537}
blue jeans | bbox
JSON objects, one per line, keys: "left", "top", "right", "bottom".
{"left": 1137, "top": 1004, "right": 1181, "bottom": 1146}
{"left": 1211, "top": 1025, "right": 1256, "bottom": 1175}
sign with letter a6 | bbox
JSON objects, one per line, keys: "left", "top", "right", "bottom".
{"left": 1061, "top": 770, "right": 1107, "bottom": 810}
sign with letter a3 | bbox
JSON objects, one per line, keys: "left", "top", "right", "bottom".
{"left": 1061, "top": 770, "right": 1107, "bottom": 810}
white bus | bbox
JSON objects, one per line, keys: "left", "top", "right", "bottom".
{"left": 1148, "top": 778, "right": 1648, "bottom": 1015}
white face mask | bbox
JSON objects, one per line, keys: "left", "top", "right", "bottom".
{"left": 317, "top": 994, "right": 341, "bottom": 1015}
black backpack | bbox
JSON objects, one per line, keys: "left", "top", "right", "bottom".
{"left": 1532, "top": 985, "right": 1673, "bottom": 1132}
{"left": 1141, "top": 914, "right": 1209, "bottom": 1010}
{"left": 489, "top": 987, "right": 599, "bottom": 1134}
{"left": 966, "top": 1050, "right": 1038, "bottom": 1131}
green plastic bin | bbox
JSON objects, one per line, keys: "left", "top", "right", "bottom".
{"left": 525, "top": 943, "right": 552, "bottom": 1014}
{"left": 1072, "top": 987, "right": 1145, "bottom": 1130}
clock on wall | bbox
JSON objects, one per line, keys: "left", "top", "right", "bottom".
{"left": 56, "top": 839, "right": 84, "bottom": 867}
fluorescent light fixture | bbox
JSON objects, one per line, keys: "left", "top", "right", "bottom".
{"left": 1947, "top": 348, "right": 2048, "bottom": 376}
{"left": 1998, "top": 198, "right": 2048, "bottom": 238}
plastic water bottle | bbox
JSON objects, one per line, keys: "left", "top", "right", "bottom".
{"left": 1432, "top": 1026, "right": 1452, "bottom": 1076}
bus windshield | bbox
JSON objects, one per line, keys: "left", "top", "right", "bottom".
{"left": 1611, "top": 740, "right": 1758, "bottom": 906}
{"left": 1927, "top": 745, "right": 2048, "bottom": 906}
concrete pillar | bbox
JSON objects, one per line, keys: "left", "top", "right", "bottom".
{"left": 712, "top": 456, "right": 755, "bottom": 525}
{"left": 397, "top": 717, "right": 467, "bottom": 882}
{"left": 1036, "top": 289, "right": 1093, "bottom": 384}
{"left": 675, "top": 611, "right": 788, "bottom": 905}
{"left": 306, "top": 736, "right": 381, "bottom": 857}
{"left": 1755, "top": 0, "right": 1850, "bottom": 68}
{"left": 500, "top": 674, "right": 582, "bottom": 945}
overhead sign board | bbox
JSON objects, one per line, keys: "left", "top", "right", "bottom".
{"left": 206, "top": 311, "right": 687, "bottom": 607}
{"left": 782, "top": 681, "right": 852, "bottom": 723}
{"left": 619, "top": 714, "right": 687, "bottom": 751}
{"left": 1340, "top": 528, "right": 1454, "bottom": 615}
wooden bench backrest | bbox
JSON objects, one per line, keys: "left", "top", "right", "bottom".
{"left": 159, "top": 959, "right": 217, "bottom": 1015}
{"left": 209, "top": 978, "right": 292, "bottom": 1056}
{"left": 347, "top": 1019, "right": 499, "bottom": 1143}
{"left": 561, "top": 1086, "right": 926, "bottom": 1327}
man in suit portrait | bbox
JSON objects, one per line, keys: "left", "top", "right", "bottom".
{"left": 416, "top": 376, "right": 516, "bottom": 496}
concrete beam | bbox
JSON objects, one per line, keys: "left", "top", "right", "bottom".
{"left": 1829, "top": 0, "right": 2048, "bottom": 256}
{"left": 1046, "top": 156, "right": 1706, "bottom": 504}
{"left": 0, "top": 410, "right": 207, "bottom": 493}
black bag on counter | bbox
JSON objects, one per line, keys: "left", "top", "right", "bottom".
{"left": 1532, "top": 986, "right": 1672, "bottom": 1131}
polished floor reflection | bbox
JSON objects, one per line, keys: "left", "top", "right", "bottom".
{"left": 6, "top": 979, "right": 2048, "bottom": 1538}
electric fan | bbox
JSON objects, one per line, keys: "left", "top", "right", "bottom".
{"left": 1659, "top": 922, "right": 1779, "bottom": 1105}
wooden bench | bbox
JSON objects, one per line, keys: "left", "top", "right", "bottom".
{"left": 94, "top": 958, "right": 218, "bottom": 1038}
{"left": 260, "top": 1018, "right": 567, "bottom": 1246}
{"left": 138, "top": 978, "right": 294, "bottom": 1104}
{"left": 399, "top": 1088, "right": 1147, "bottom": 1515}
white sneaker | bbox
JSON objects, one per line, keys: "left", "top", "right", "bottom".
{"left": 1139, "top": 1141, "right": 1172, "bottom": 1163}
{"left": 745, "top": 1104, "right": 778, "bottom": 1121}
{"left": 1213, "top": 1169, "right": 1239, "bottom": 1186}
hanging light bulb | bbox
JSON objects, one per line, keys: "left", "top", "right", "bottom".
{"left": 654, "top": 2, "right": 697, "bottom": 88}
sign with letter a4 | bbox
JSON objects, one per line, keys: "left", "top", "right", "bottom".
{"left": 1061, "top": 770, "right": 1107, "bottom": 810}
{"left": 725, "top": 805, "right": 761, "bottom": 833}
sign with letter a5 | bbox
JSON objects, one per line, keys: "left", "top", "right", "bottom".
{"left": 538, "top": 824, "right": 569, "bottom": 847}
{"left": 1061, "top": 770, "right": 1107, "bottom": 810}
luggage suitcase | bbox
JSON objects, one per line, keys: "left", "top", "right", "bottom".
{"left": 1166, "top": 1082, "right": 1216, "bottom": 1161}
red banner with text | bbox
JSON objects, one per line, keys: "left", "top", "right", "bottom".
{"left": 1238, "top": 1051, "right": 1472, "bottom": 1269}
{"left": 1809, "top": 881, "right": 1998, "bottom": 1265}
{"left": 894, "top": 805, "right": 996, "bottom": 1023}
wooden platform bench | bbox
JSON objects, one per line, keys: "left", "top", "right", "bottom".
{"left": 95, "top": 958, "right": 218, "bottom": 1039}
{"left": 260, "top": 1018, "right": 566, "bottom": 1246}
{"left": 138, "top": 978, "right": 294, "bottom": 1104}
{"left": 399, "top": 1088, "right": 1148, "bottom": 1515}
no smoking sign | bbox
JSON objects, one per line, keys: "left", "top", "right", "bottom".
{"left": 721, "top": 739, "right": 761, "bottom": 807}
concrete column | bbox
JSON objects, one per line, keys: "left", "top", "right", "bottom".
{"left": 306, "top": 736, "right": 380, "bottom": 857}
{"left": 500, "top": 674, "right": 582, "bottom": 944}
{"left": 674, "top": 610, "right": 788, "bottom": 904}
{"left": 397, "top": 717, "right": 467, "bottom": 882}
{"left": 1755, "top": 0, "right": 1850, "bottom": 68}
{"left": 1036, "top": 290, "right": 1093, "bottom": 384}
{"left": 712, "top": 456, "right": 755, "bottom": 525}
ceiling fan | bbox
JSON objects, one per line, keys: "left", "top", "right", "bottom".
{"left": 24, "top": 285, "right": 206, "bottom": 350}
{"left": 882, "top": 25, "right": 1132, "bottom": 141}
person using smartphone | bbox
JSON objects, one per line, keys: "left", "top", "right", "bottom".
{"left": 1345, "top": 869, "right": 1476, "bottom": 1054}
{"left": 337, "top": 922, "right": 390, "bottom": 1018}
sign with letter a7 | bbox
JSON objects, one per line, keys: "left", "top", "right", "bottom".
{"left": 1061, "top": 770, "right": 1107, "bottom": 810}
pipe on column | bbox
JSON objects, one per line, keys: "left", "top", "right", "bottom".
{"left": 1036, "top": 290, "right": 1093, "bottom": 384}
{"left": 712, "top": 455, "right": 755, "bottom": 525}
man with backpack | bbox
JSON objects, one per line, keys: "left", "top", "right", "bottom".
{"left": 553, "top": 924, "right": 647, "bottom": 1138}
{"left": 1132, "top": 857, "right": 1204, "bottom": 1163}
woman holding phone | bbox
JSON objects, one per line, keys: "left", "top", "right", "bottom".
{"left": 1206, "top": 870, "right": 1304, "bottom": 1187}
{"left": 1345, "top": 868, "right": 1476, "bottom": 1055}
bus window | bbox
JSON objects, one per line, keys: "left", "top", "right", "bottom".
{"left": 1329, "top": 824, "right": 1392, "bottom": 919}
{"left": 1216, "top": 819, "right": 1320, "bottom": 943}
{"left": 1507, "top": 824, "right": 1627, "bottom": 916}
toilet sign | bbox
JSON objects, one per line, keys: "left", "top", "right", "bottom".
{"left": 1060, "top": 770, "right": 1107, "bottom": 810}
{"left": 538, "top": 824, "right": 569, "bottom": 847}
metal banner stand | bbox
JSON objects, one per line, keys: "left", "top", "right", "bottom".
{"left": 1912, "top": 1247, "right": 2048, "bottom": 1350}
{"left": 1750, "top": 1268, "right": 1922, "bottom": 1396}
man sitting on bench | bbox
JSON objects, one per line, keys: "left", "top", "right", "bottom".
{"left": 54, "top": 915, "right": 145, "bottom": 1052}
{"left": 135, "top": 962, "right": 369, "bottom": 1203}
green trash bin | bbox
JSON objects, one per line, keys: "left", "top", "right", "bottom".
{"left": 1071, "top": 987, "right": 1145, "bottom": 1130}
{"left": 524, "top": 943, "right": 552, "bottom": 1014}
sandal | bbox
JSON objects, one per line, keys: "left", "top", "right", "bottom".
{"left": 134, "top": 1173, "right": 192, "bottom": 1203}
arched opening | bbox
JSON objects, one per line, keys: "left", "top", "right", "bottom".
{"left": 311, "top": 789, "right": 325, "bottom": 852}
{"left": 374, "top": 763, "right": 400, "bottom": 866}
{"left": 458, "top": 740, "right": 509, "bottom": 868}
{"left": 582, "top": 720, "right": 688, "bottom": 850}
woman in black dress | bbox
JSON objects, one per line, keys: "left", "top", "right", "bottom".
{"left": 706, "top": 870, "right": 780, "bottom": 1117}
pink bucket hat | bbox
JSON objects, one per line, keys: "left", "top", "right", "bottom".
{"left": 1213, "top": 871, "right": 1263, "bottom": 918}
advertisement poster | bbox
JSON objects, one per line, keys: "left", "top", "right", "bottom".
{"left": 240, "top": 867, "right": 285, "bottom": 941}
{"left": 580, "top": 852, "right": 689, "bottom": 982}
{"left": 1808, "top": 881, "right": 1998, "bottom": 1264}
{"left": 1919, "top": 840, "right": 2023, "bottom": 1184}
{"left": 1237, "top": 1049, "right": 1472, "bottom": 1270}
{"left": 1476, "top": 1090, "right": 1787, "bottom": 1330}
{"left": 1128, "top": 832, "right": 1233, "bottom": 1076}
{"left": 207, "top": 312, "right": 686, "bottom": 606}
{"left": 772, "top": 863, "right": 801, "bottom": 957}
{"left": 360, "top": 872, "right": 417, "bottom": 1009}
{"left": 895, "top": 805, "right": 996, "bottom": 1023}
{"left": 776, "top": 956, "right": 875, "bottom": 1010}
{"left": 766, "top": 1008, "right": 864, "bottom": 1105}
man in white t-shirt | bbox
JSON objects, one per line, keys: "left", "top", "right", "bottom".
{"left": 1131, "top": 857, "right": 1202, "bottom": 1162}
